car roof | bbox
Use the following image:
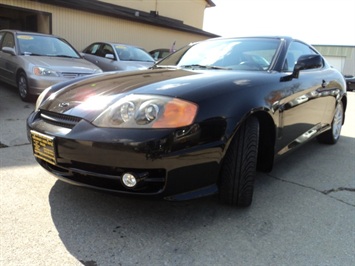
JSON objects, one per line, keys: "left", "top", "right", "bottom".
{"left": 0, "top": 29, "right": 59, "bottom": 38}
{"left": 90, "top": 41, "right": 140, "bottom": 48}
{"left": 150, "top": 48, "right": 170, "bottom": 52}
{"left": 206, "top": 36, "right": 294, "bottom": 42}
{"left": 185, "top": 36, "right": 299, "bottom": 49}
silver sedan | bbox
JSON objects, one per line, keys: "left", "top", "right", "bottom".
{"left": 81, "top": 42, "right": 155, "bottom": 72}
{"left": 0, "top": 30, "right": 102, "bottom": 101}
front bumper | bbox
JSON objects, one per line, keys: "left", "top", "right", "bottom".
{"left": 27, "top": 110, "right": 225, "bottom": 200}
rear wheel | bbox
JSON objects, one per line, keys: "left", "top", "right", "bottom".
{"left": 219, "top": 116, "right": 259, "bottom": 207}
{"left": 17, "top": 71, "right": 31, "bottom": 102}
{"left": 317, "top": 101, "right": 344, "bottom": 144}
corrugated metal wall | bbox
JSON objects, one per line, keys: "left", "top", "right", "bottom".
{"left": 100, "top": 0, "right": 207, "bottom": 28}
{"left": 1, "top": 0, "right": 210, "bottom": 52}
{"left": 315, "top": 46, "right": 353, "bottom": 57}
{"left": 314, "top": 45, "right": 355, "bottom": 75}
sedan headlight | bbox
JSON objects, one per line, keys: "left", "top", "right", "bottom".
{"left": 33, "top": 67, "right": 60, "bottom": 77}
{"left": 93, "top": 94, "right": 198, "bottom": 128}
{"left": 93, "top": 68, "right": 103, "bottom": 73}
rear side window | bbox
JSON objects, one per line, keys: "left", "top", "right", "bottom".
{"left": 83, "top": 43, "right": 101, "bottom": 55}
{"left": 1, "top": 32, "right": 15, "bottom": 49}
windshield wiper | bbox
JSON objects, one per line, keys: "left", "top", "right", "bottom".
{"left": 22, "top": 52, "right": 43, "bottom": 56}
{"left": 50, "top": 54, "right": 78, "bottom": 58}
{"left": 152, "top": 65, "right": 179, "bottom": 69}
{"left": 180, "top": 64, "right": 231, "bottom": 70}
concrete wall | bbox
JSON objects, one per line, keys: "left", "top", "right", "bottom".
{"left": 314, "top": 45, "right": 355, "bottom": 76}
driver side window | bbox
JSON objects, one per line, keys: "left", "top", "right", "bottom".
{"left": 101, "top": 44, "right": 115, "bottom": 59}
{"left": 283, "top": 41, "right": 318, "bottom": 72}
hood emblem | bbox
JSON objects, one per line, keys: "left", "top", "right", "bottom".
{"left": 59, "top": 102, "right": 70, "bottom": 108}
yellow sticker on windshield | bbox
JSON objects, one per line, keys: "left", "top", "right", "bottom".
{"left": 17, "top": 35, "right": 34, "bottom": 40}
{"left": 115, "top": 45, "right": 127, "bottom": 49}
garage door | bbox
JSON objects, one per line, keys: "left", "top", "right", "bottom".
{"left": 0, "top": 4, "right": 51, "bottom": 34}
{"left": 324, "top": 56, "right": 345, "bottom": 74}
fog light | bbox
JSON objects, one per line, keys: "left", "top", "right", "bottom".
{"left": 122, "top": 173, "right": 137, "bottom": 188}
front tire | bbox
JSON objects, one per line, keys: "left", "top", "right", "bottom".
{"left": 219, "top": 116, "right": 259, "bottom": 207}
{"left": 17, "top": 71, "right": 31, "bottom": 102}
{"left": 317, "top": 101, "right": 344, "bottom": 144}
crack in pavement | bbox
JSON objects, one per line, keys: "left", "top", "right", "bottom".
{"left": 322, "top": 187, "right": 355, "bottom": 194}
{"left": 0, "top": 142, "right": 8, "bottom": 148}
{"left": 0, "top": 142, "right": 31, "bottom": 149}
{"left": 266, "top": 174, "right": 355, "bottom": 207}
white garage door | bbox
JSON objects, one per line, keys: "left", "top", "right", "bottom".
{"left": 324, "top": 56, "right": 344, "bottom": 73}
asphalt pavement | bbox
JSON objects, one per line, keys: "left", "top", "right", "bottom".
{"left": 1, "top": 82, "right": 354, "bottom": 266}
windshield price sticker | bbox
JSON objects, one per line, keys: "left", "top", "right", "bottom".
{"left": 31, "top": 131, "right": 57, "bottom": 165}
{"left": 17, "top": 35, "right": 34, "bottom": 40}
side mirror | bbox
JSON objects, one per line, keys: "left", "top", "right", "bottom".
{"left": 292, "top": 54, "right": 323, "bottom": 78}
{"left": 105, "top": 54, "right": 115, "bottom": 60}
{"left": 2, "top": 47, "right": 16, "bottom": 55}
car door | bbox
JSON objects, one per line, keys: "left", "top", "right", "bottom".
{"left": 276, "top": 41, "right": 329, "bottom": 154}
{"left": 82, "top": 43, "right": 104, "bottom": 68}
{"left": 95, "top": 43, "right": 117, "bottom": 71}
{"left": 0, "top": 31, "right": 17, "bottom": 84}
{"left": 0, "top": 31, "right": 5, "bottom": 80}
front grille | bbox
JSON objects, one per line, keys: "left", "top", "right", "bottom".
{"left": 61, "top": 73, "right": 91, "bottom": 78}
{"left": 40, "top": 110, "right": 81, "bottom": 128}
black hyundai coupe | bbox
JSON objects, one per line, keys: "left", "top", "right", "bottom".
{"left": 27, "top": 36, "right": 347, "bottom": 207}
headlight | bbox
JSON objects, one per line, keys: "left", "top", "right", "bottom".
{"left": 94, "top": 68, "right": 103, "bottom": 73}
{"left": 33, "top": 67, "right": 60, "bottom": 77}
{"left": 93, "top": 94, "right": 198, "bottom": 128}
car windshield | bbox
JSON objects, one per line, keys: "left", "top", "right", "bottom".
{"left": 157, "top": 38, "right": 281, "bottom": 71}
{"left": 17, "top": 34, "right": 80, "bottom": 58}
{"left": 114, "top": 45, "right": 154, "bottom": 62}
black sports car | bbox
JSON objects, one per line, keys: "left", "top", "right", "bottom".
{"left": 27, "top": 36, "right": 347, "bottom": 207}
{"left": 344, "top": 75, "right": 355, "bottom": 91}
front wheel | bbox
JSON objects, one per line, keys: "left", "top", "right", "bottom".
{"left": 219, "top": 116, "right": 259, "bottom": 207}
{"left": 317, "top": 101, "right": 344, "bottom": 144}
{"left": 17, "top": 71, "right": 31, "bottom": 102}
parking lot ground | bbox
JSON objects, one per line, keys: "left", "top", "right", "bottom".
{"left": 1, "top": 82, "right": 354, "bottom": 266}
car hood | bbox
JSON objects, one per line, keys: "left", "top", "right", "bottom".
{"left": 40, "top": 68, "right": 270, "bottom": 120}
{"left": 120, "top": 61, "right": 155, "bottom": 71}
{"left": 23, "top": 56, "right": 101, "bottom": 73}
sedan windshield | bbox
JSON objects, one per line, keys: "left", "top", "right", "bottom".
{"left": 157, "top": 38, "right": 281, "bottom": 71}
{"left": 17, "top": 34, "right": 80, "bottom": 58}
{"left": 114, "top": 45, "right": 155, "bottom": 62}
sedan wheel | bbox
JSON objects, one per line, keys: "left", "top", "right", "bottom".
{"left": 219, "top": 116, "right": 259, "bottom": 207}
{"left": 17, "top": 72, "right": 31, "bottom": 102}
{"left": 317, "top": 101, "right": 344, "bottom": 144}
